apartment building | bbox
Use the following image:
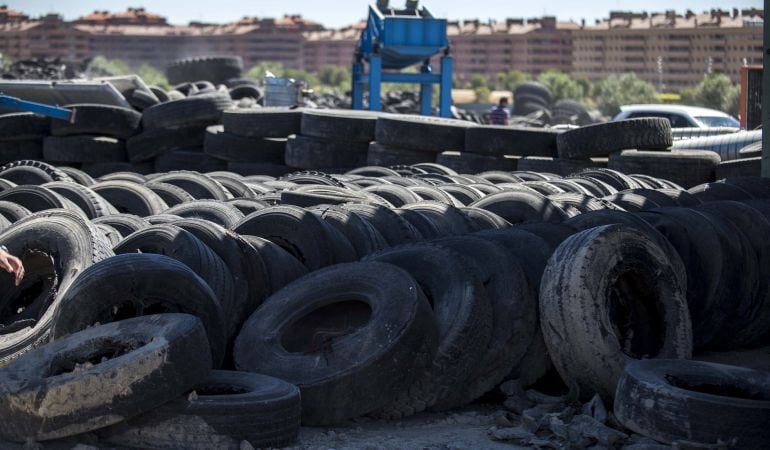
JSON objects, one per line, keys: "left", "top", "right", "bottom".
{"left": 0, "top": 6, "right": 764, "bottom": 91}
{"left": 447, "top": 17, "right": 576, "bottom": 85}
{"left": 572, "top": 9, "right": 764, "bottom": 90}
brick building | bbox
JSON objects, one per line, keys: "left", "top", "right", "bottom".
{"left": 572, "top": 9, "right": 764, "bottom": 90}
{"left": 0, "top": 7, "right": 764, "bottom": 91}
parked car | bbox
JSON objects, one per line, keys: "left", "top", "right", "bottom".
{"left": 614, "top": 104, "right": 740, "bottom": 128}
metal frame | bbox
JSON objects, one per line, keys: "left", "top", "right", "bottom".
{"left": 352, "top": 3, "right": 453, "bottom": 118}
{"left": 0, "top": 94, "right": 73, "bottom": 120}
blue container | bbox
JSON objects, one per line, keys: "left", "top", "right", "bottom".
{"left": 361, "top": 5, "right": 448, "bottom": 70}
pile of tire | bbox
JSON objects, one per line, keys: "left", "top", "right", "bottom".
{"left": 512, "top": 82, "right": 597, "bottom": 127}
{"left": 205, "top": 107, "right": 302, "bottom": 177}
{"left": 0, "top": 158, "right": 767, "bottom": 447}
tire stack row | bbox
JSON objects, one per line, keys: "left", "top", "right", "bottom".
{"left": 207, "top": 107, "right": 302, "bottom": 177}
{"left": 0, "top": 159, "right": 767, "bottom": 447}
{"left": 0, "top": 113, "right": 49, "bottom": 164}
{"left": 127, "top": 91, "right": 233, "bottom": 174}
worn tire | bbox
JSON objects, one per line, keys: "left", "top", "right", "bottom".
{"left": 614, "top": 359, "right": 770, "bottom": 447}
{"left": 556, "top": 118, "right": 672, "bottom": 159}
{"left": 0, "top": 314, "right": 211, "bottom": 442}
{"left": 90, "top": 180, "right": 169, "bottom": 217}
{"left": 608, "top": 150, "right": 721, "bottom": 189}
{"left": 375, "top": 114, "right": 476, "bottom": 152}
{"left": 51, "top": 254, "right": 226, "bottom": 367}
{"left": 51, "top": 104, "right": 141, "bottom": 139}
{"left": 539, "top": 224, "right": 692, "bottom": 400}
{"left": 465, "top": 125, "right": 559, "bottom": 157}
{"left": 98, "top": 370, "right": 300, "bottom": 449}
{"left": 234, "top": 262, "right": 438, "bottom": 425}
{"left": 223, "top": 108, "right": 302, "bottom": 138}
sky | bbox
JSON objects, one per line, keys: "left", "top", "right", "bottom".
{"left": 6, "top": 0, "right": 763, "bottom": 28}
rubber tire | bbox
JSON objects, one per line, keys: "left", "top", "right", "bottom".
{"left": 0, "top": 160, "right": 73, "bottom": 185}
{"left": 234, "top": 262, "right": 439, "bottom": 425}
{"left": 222, "top": 108, "right": 302, "bottom": 138}
{"left": 465, "top": 125, "right": 559, "bottom": 157}
{"left": 539, "top": 224, "right": 692, "bottom": 400}
{"left": 365, "top": 245, "right": 492, "bottom": 418}
{"left": 0, "top": 209, "right": 114, "bottom": 365}
{"left": 98, "top": 370, "right": 300, "bottom": 449}
{"left": 469, "top": 190, "right": 569, "bottom": 224}
{"left": 614, "top": 359, "right": 770, "bottom": 447}
{"left": 127, "top": 123, "right": 209, "bottom": 162}
{"left": 375, "top": 114, "right": 476, "bottom": 152}
{"left": 50, "top": 104, "right": 141, "bottom": 139}
{"left": 165, "top": 200, "right": 245, "bottom": 228}
{"left": 300, "top": 109, "right": 379, "bottom": 142}
{"left": 142, "top": 92, "right": 232, "bottom": 131}
{"left": 0, "top": 313, "right": 211, "bottom": 443}
{"left": 239, "top": 235, "right": 309, "bottom": 296}
{"left": 150, "top": 171, "right": 233, "bottom": 201}
{"left": 608, "top": 150, "right": 721, "bottom": 189}
{"left": 91, "top": 214, "right": 150, "bottom": 238}
{"left": 42, "top": 181, "right": 117, "bottom": 219}
{"left": 556, "top": 118, "right": 673, "bottom": 159}
{"left": 204, "top": 125, "right": 286, "bottom": 163}
{"left": 90, "top": 180, "right": 169, "bottom": 217}
{"left": 51, "top": 254, "right": 226, "bottom": 367}
{"left": 367, "top": 142, "right": 437, "bottom": 166}
{"left": 285, "top": 134, "right": 368, "bottom": 169}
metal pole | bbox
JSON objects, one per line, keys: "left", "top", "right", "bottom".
{"left": 439, "top": 54, "right": 453, "bottom": 118}
{"left": 419, "top": 61, "right": 433, "bottom": 116}
{"left": 351, "top": 62, "right": 364, "bottom": 110}
{"left": 369, "top": 55, "right": 382, "bottom": 112}
{"left": 763, "top": 0, "right": 770, "bottom": 177}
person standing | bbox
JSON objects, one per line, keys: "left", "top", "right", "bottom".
{"left": 489, "top": 97, "right": 510, "bottom": 125}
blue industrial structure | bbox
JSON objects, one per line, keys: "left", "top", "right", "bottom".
{"left": 0, "top": 94, "right": 73, "bottom": 121}
{"left": 352, "top": 1, "right": 453, "bottom": 117}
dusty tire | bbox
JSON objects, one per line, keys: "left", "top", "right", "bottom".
{"left": 556, "top": 118, "right": 672, "bottom": 159}
{"left": 42, "top": 181, "right": 117, "bottom": 219}
{"left": 0, "top": 210, "right": 114, "bottom": 365}
{"left": 165, "top": 200, "right": 245, "bottom": 228}
{"left": 234, "top": 262, "right": 438, "bottom": 425}
{"left": 204, "top": 125, "right": 286, "bottom": 163}
{"left": 51, "top": 254, "right": 226, "bottom": 368}
{"left": 166, "top": 56, "right": 243, "bottom": 85}
{"left": 239, "top": 236, "right": 308, "bottom": 295}
{"left": 539, "top": 224, "right": 692, "bottom": 400}
{"left": 0, "top": 160, "right": 73, "bottom": 185}
{"left": 91, "top": 214, "right": 150, "bottom": 238}
{"left": 98, "top": 370, "right": 301, "bottom": 449}
{"left": 142, "top": 92, "right": 232, "bottom": 131}
{"left": 150, "top": 171, "right": 233, "bottom": 201}
{"left": 0, "top": 314, "right": 211, "bottom": 443}
{"left": 127, "top": 124, "right": 209, "bottom": 162}
{"left": 614, "top": 359, "right": 770, "bottom": 447}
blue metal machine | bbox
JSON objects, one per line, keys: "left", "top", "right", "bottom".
{"left": 352, "top": 1, "right": 453, "bottom": 117}
{"left": 0, "top": 94, "right": 74, "bottom": 121}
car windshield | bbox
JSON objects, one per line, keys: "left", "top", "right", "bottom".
{"left": 695, "top": 116, "right": 740, "bottom": 128}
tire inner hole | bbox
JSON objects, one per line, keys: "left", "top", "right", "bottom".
{"left": 0, "top": 250, "right": 57, "bottom": 334}
{"left": 282, "top": 300, "right": 372, "bottom": 354}
{"left": 49, "top": 338, "right": 145, "bottom": 377}
{"left": 194, "top": 383, "right": 250, "bottom": 396}
{"left": 109, "top": 300, "right": 176, "bottom": 322}
{"left": 665, "top": 374, "right": 770, "bottom": 401}
{"left": 607, "top": 270, "right": 665, "bottom": 359}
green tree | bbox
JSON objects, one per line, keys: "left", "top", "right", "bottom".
{"left": 494, "top": 70, "right": 530, "bottom": 91}
{"left": 246, "top": 62, "right": 285, "bottom": 80}
{"left": 597, "top": 73, "right": 658, "bottom": 117}
{"left": 317, "top": 65, "right": 350, "bottom": 89}
{"left": 136, "top": 64, "right": 170, "bottom": 89}
{"left": 691, "top": 73, "right": 740, "bottom": 114}
{"left": 86, "top": 56, "right": 132, "bottom": 77}
{"left": 537, "top": 69, "right": 584, "bottom": 102}
{"left": 679, "top": 87, "right": 696, "bottom": 105}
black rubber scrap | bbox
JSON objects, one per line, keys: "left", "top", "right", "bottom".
{"left": 300, "top": 109, "right": 380, "bottom": 142}
{"left": 127, "top": 123, "right": 209, "bottom": 163}
{"left": 204, "top": 125, "right": 286, "bottom": 163}
{"left": 0, "top": 113, "right": 50, "bottom": 140}
{"left": 556, "top": 118, "right": 672, "bottom": 159}
{"left": 141, "top": 92, "right": 232, "bottom": 131}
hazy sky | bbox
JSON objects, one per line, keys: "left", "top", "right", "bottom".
{"left": 6, "top": 0, "right": 763, "bottom": 28}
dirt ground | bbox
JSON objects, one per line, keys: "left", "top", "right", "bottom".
{"left": 290, "top": 405, "right": 521, "bottom": 450}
